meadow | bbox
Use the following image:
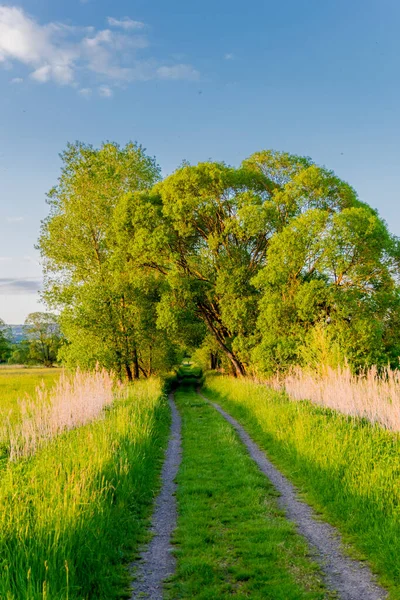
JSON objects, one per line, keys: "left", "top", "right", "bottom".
{"left": 0, "top": 366, "right": 61, "bottom": 422}
{"left": 204, "top": 373, "right": 400, "bottom": 599}
{"left": 0, "top": 369, "right": 170, "bottom": 599}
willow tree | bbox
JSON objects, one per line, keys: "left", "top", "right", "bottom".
{"left": 120, "top": 162, "right": 267, "bottom": 376}
{"left": 252, "top": 204, "right": 400, "bottom": 373}
{"left": 121, "top": 151, "right": 367, "bottom": 376}
{"left": 38, "top": 141, "right": 177, "bottom": 379}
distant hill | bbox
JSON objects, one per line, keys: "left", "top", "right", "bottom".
{"left": 9, "top": 325, "right": 25, "bottom": 343}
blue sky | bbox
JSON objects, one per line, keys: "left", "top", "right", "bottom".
{"left": 1, "top": 0, "right": 400, "bottom": 323}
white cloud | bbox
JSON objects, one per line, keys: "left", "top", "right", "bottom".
{"left": 79, "top": 87, "right": 92, "bottom": 97}
{"left": 224, "top": 53, "right": 234, "bottom": 60}
{"left": 98, "top": 84, "right": 113, "bottom": 97}
{"left": 6, "top": 216, "right": 23, "bottom": 222}
{"left": 157, "top": 64, "right": 200, "bottom": 81}
{"left": 10, "top": 76, "right": 23, "bottom": 83}
{"left": 0, "top": 6, "right": 200, "bottom": 92}
{"left": 107, "top": 17, "right": 145, "bottom": 31}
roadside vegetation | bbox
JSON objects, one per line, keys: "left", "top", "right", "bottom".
{"left": 170, "top": 380, "right": 327, "bottom": 599}
{"left": 4, "top": 368, "right": 115, "bottom": 460}
{"left": 0, "top": 376, "right": 169, "bottom": 600}
{"left": 204, "top": 373, "right": 400, "bottom": 598}
{"left": 269, "top": 364, "right": 400, "bottom": 431}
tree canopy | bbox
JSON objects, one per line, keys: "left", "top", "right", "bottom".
{"left": 39, "top": 142, "right": 181, "bottom": 379}
{"left": 39, "top": 143, "right": 400, "bottom": 378}
{"left": 23, "top": 312, "right": 63, "bottom": 367}
{"left": 0, "top": 319, "right": 12, "bottom": 363}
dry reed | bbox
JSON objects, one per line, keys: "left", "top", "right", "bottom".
{"left": 5, "top": 368, "right": 115, "bottom": 459}
{"left": 268, "top": 365, "right": 400, "bottom": 431}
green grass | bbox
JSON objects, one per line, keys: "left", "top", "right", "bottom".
{"left": 0, "top": 378, "right": 170, "bottom": 600}
{"left": 169, "top": 384, "right": 329, "bottom": 599}
{"left": 203, "top": 374, "right": 400, "bottom": 599}
{"left": 0, "top": 367, "right": 61, "bottom": 423}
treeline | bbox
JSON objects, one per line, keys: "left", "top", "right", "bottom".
{"left": 0, "top": 313, "right": 63, "bottom": 366}
{"left": 38, "top": 142, "right": 400, "bottom": 378}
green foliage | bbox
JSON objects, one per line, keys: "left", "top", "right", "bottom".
{"left": 204, "top": 374, "right": 400, "bottom": 598}
{"left": 191, "top": 334, "right": 223, "bottom": 371}
{"left": 253, "top": 204, "right": 400, "bottom": 374}
{"left": 23, "top": 312, "right": 63, "bottom": 367}
{"left": 123, "top": 160, "right": 278, "bottom": 376}
{"left": 170, "top": 386, "right": 327, "bottom": 599}
{"left": 39, "top": 141, "right": 180, "bottom": 379}
{"left": 39, "top": 143, "right": 400, "bottom": 376}
{"left": 0, "top": 319, "right": 12, "bottom": 363}
{"left": 7, "top": 339, "right": 32, "bottom": 365}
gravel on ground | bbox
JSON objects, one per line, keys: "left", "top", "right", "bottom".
{"left": 130, "top": 393, "right": 182, "bottom": 600}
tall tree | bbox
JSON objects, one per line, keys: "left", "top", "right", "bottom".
{"left": 252, "top": 206, "right": 400, "bottom": 373}
{"left": 122, "top": 151, "right": 365, "bottom": 376}
{"left": 39, "top": 141, "right": 180, "bottom": 379}
{"left": 39, "top": 143, "right": 400, "bottom": 377}
{"left": 24, "top": 312, "right": 62, "bottom": 367}
{"left": 0, "top": 319, "right": 12, "bottom": 363}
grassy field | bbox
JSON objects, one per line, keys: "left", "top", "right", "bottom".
{"left": 0, "top": 366, "right": 62, "bottom": 422}
{"left": 0, "top": 377, "right": 170, "bottom": 600}
{"left": 203, "top": 373, "right": 400, "bottom": 599}
{"left": 169, "top": 381, "right": 328, "bottom": 599}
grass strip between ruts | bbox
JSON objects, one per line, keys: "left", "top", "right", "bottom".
{"left": 168, "top": 384, "right": 329, "bottom": 600}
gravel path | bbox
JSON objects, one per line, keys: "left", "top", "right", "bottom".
{"left": 198, "top": 391, "right": 388, "bottom": 600}
{"left": 130, "top": 393, "right": 182, "bottom": 600}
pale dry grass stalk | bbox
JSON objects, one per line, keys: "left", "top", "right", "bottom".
{"left": 268, "top": 365, "right": 400, "bottom": 431}
{"left": 7, "top": 368, "right": 116, "bottom": 460}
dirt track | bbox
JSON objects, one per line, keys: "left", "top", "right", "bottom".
{"left": 130, "top": 387, "right": 388, "bottom": 600}
{"left": 130, "top": 393, "right": 182, "bottom": 600}
{"left": 198, "top": 391, "right": 388, "bottom": 600}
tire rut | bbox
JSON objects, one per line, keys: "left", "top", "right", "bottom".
{"left": 130, "top": 393, "right": 182, "bottom": 600}
{"left": 198, "top": 390, "right": 388, "bottom": 600}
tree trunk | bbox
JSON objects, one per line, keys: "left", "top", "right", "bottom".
{"left": 198, "top": 304, "right": 246, "bottom": 377}
{"left": 148, "top": 345, "right": 152, "bottom": 377}
{"left": 210, "top": 352, "right": 218, "bottom": 370}
{"left": 115, "top": 349, "right": 123, "bottom": 382}
{"left": 227, "top": 351, "right": 246, "bottom": 377}
{"left": 133, "top": 348, "right": 140, "bottom": 379}
{"left": 125, "top": 363, "right": 133, "bottom": 382}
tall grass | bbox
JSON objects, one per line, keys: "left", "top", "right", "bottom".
{"left": 0, "top": 367, "right": 61, "bottom": 424}
{"left": 269, "top": 365, "right": 400, "bottom": 431}
{"left": 0, "top": 377, "right": 170, "bottom": 600}
{"left": 204, "top": 374, "right": 400, "bottom": 598}
{"left": 5, "top": 368, "right": 115, "bottom": 460}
